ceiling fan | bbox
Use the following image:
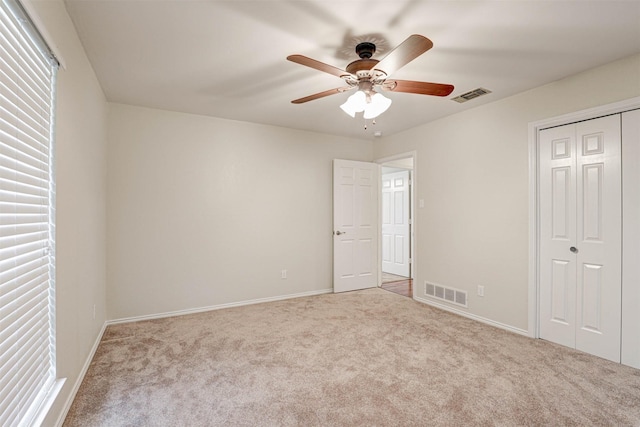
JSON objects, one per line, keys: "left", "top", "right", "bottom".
{"left": 287, "top": 34, "right": 454, "bottom": 119}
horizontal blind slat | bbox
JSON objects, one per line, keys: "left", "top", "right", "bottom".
{"left": 0, "top": 86, "right": 50, "bottom": 136}
{"left": 0, "top": 237, "right": 47, "bottom": 262}
{"left": 0, "top": 17, "right": 51, "bottom": 92}
{"left": 0, "top": 326, "right": 49, "bottom": 422}
{"left": 0, "top": 254, "right": 48, "bottom": 285}
{"left": 0, "top": 11, "right": 52, "bottom": 78}
{"left": 0, "top": 73, "right": 50, "bottom": 135}
{"left": 0, "top": 316, "right": 48, "bottom": 384}
{"left": 0, "top": 144, "right": 49, "bottom": 177}
{"left": 0, "top": 277, "right": 48, "bottom": 351}
{"left": 0, "top": 294, "right": 48, "bottom": 380}
{"left": 0, "top": 164, "right": 48, "bottom": 189}
{"left": 0, "top": 8, "right": 52, "bottom": 73}
{"left": 1, "top": 0, "right": 56, "bottom": 425}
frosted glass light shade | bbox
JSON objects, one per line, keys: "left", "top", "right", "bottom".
{"left": 340, "top": 90, "right": 366, "bottom": 117}
{"left": 363, "top": 92, "right": 392, "bottom": 119}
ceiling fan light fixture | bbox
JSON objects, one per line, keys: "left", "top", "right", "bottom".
{"left": 363, "top": 92, "right": 392, "bottom": 119}
{"left": 341, "top": 89, "right": 391, "bottom": 119}
{"left": 340, "top": 90, "right": 366, "bottom": 117}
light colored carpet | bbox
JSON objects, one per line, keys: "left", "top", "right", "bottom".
{"left": 64, "top": 288, "right": 640, "bottom": 426}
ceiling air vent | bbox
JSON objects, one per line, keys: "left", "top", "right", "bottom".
{"left": 452, "top": 87, "right": 492, "bottom": 103}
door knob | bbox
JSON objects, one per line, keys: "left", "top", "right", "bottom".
{"left": 570, "top": 246, "right": 578, "bottom": 253}
{"left": 335, "top": 231, "right": 346, "bottom": 235}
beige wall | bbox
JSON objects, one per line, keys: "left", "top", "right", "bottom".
{"left": 107, "top": 105, "right": 373, "bottom": 320}
{"left": 374, "top": 53, "right": 640, "bottom": 331}
{"left": 15, "top": 1, "right": 640, "bottom": 421}
{"left": 28, "top": 1, "right": 109, "bottom": 426}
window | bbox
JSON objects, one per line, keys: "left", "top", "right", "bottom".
{"left": 0, "top": 0, "right": 59, "bottom": 425}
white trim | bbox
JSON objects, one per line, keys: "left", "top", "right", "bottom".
{"left": 30, "top": 378, "right": 64, "bottom": 427}
{"left": 527, "top": 120, "right": 540, "bottom": 338}
{"left": 532, "top": 97, "right": 640, "bottom": 131}
{"left": 621, "top": 110, "right": 640, "bottom": 369}
{"left": 376, "top": 151, "right": 418, "bottom": 297}
{"left": 54, "top": 322, "right": 108, "bottom": 427}
{"left": 528, "top": 96, "right": 640, "bottom": 341}
{"left": 107, "top": 288, "right": 333, "bottom": 325}
{"left": 414, "top": 296, "right": 529, "bottom": 337}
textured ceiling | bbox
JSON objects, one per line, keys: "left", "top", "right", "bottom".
{"left": 63, "top": 0, "right": 640, "bottom": 140}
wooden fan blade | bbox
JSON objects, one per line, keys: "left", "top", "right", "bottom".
{"left": 291, "top": 87, "right": 353, "bottom": 104}
{"left": 382, "top": 80, "right": 454, "bottom": 97}
{"left": 287, "top": 55, "right": 351, "bottom": 78}
{"left": 371, "top": 34, "right": 433, "bottom": 76}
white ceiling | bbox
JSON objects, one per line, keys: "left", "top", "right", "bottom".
{"left": 63, "top": 0, "right": 640, "bottom": 140}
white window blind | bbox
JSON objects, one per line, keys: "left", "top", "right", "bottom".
{"left": 0, "top": 0, "right": 58, "bottom": 425}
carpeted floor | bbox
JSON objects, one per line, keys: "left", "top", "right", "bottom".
{"left": 64, "top": 288, "right": 640, "bottom": 426}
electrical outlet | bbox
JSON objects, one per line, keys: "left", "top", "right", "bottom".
{"left": 281, "top": 269, "right": 287, "bottom": 279}
{"left": 477, "top": 285, "right": 484, "bottom": 297}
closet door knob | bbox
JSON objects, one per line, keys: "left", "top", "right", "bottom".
{"left": 570, "top": 246, "right": 578, "bottom": 253}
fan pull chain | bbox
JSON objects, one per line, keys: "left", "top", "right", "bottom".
{"left": 363, "top": 119, "right": 377, "bottom": 131}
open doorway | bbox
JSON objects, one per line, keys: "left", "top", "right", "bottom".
{"left": 379, "top": 154, "right": 414, "bottom": 298}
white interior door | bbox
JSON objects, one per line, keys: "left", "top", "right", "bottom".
{"left": 382, "top": 170, "right": 410, "bottom": 277}
{"left": 333, "top": 159, "right": 379, "bottom": 293}
{"left": 539, "top": 114, "right": 622, "bottom": 363}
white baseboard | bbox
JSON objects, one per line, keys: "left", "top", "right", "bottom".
{"left": 108, "top": 288, "right": 334, "bottom": 325}
{"left": 414, "top": 295, "right": 529, "bottom": 337}
{"left": 54, "top": 321, "right": 108, "bottom": 427}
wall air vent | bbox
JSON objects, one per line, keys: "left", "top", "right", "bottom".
{"left": 425, "top": 281, "right": 468, "bottom": 307}
{"left": 452, "top": 88, "right": 492, "bottom": 103}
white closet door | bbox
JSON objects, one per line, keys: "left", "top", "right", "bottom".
{"left": 574, "top": 115, "right": 621, "bottom": 362}
{"left": 539, "top": 115, "right": 621, "bottom": 363}
{"left": 539, "top": 124, "right": 578, "bottom": 349}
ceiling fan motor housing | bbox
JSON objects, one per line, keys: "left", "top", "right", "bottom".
{"left": 355, "top": 42, "right": 376, "bottom": 59}
{"left": 345, "top": 59, "right": 380, "bottom": 77}
{"left": 345, "top": 42, "right": 387, "bottom": 80}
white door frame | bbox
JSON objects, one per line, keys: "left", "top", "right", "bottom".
{"left": 376, "top": 151, "right": 417, "bottom": 295}
{"left": 528, "top": 98, "right": 640, "bottom": 355}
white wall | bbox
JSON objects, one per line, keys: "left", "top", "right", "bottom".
{"left": 27, "top": 1, "right": 109, "bottom": 426}
{"left": 12, "top": 3, "right": 639, "bottom": 421}
{"left": 373, "top": 53, "right": 640, "bottom": 331}
{"left": 107, "top": 104, "right": 373, "bottom": 320}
